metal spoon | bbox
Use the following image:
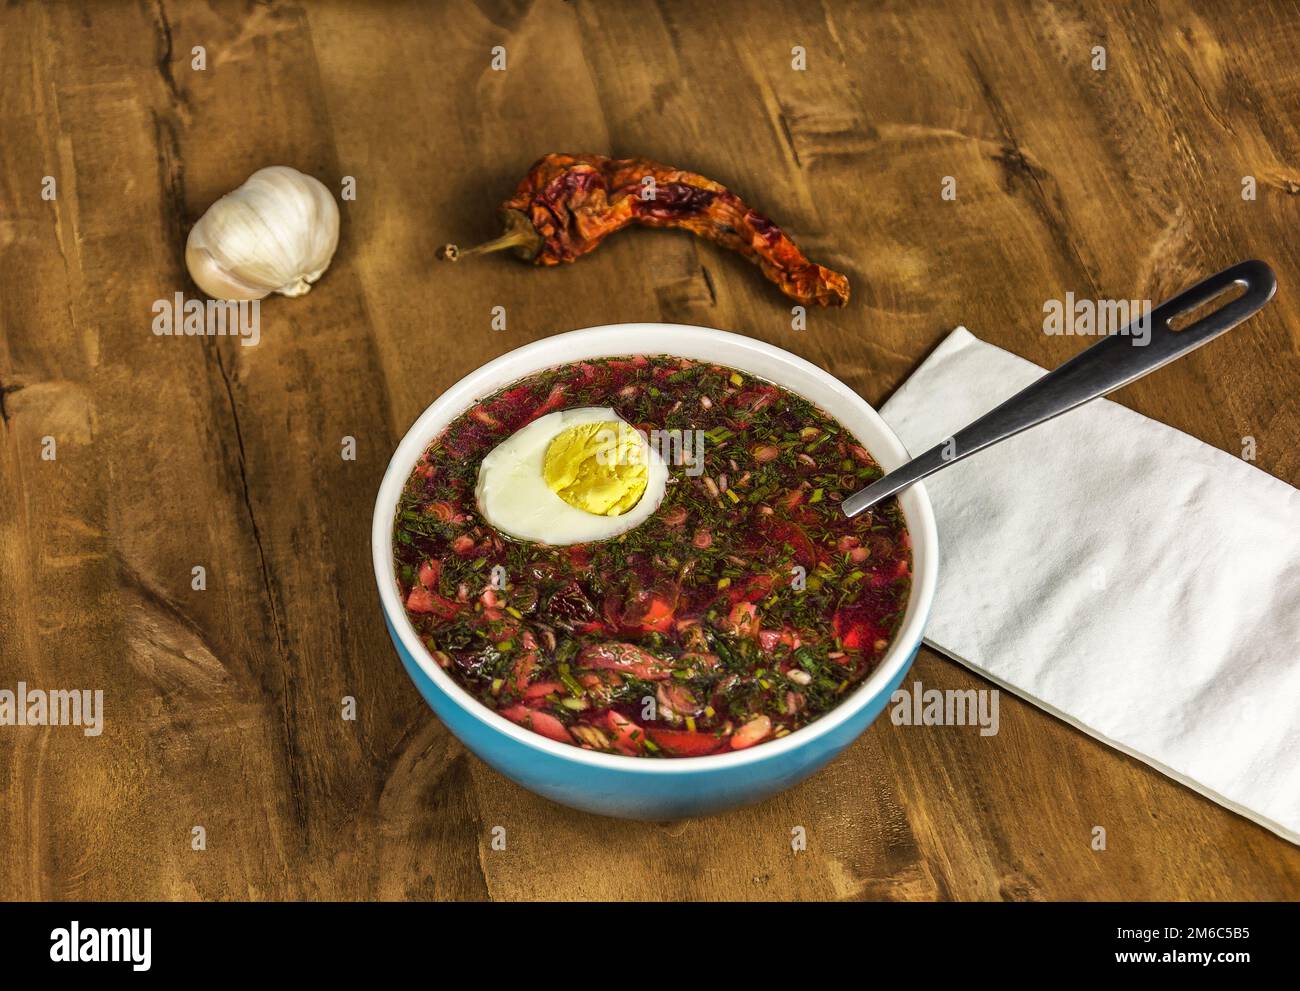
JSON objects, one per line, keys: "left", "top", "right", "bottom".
{"left": 841, "top": 260, "right": 1277, "bottom": 518}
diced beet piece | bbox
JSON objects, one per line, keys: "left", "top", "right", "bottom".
{"left": 578, "top": 643, "right": 675, "bottom": 680}
{"left": 499, "top": 705, "right": 572, "bottom": 744}
{"left": 523, "top": 680, "right": 564, "bottom": 701}
{"left": 620, "top": 588, "right": 677, "bottom": 633}
{"left": 418, "top": 560, "right": 440, "bottom": 589}
{"left": 727, "top": 602, "right": 760, "bottom": 638}
{"left": 645, "top": 728, "right": 724, "bottom": 757}
{"left": 405, "top": 586, "right": 461, "bottom": 620}
{"left": 606, "top": 711, "right": 644, "bottom": 755}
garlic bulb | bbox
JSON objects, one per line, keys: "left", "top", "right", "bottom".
{"left": 185, "top": 166, "right": 339, "bottom": 301}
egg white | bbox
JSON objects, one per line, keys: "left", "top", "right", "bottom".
{"left": 475, "top": 407, "right": 668, "bottom": 545}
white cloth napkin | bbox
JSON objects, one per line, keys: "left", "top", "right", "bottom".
{"left": 879, "top": 327, "right": 1300, "bottom": 844}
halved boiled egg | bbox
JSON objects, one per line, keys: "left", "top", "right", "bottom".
{"left": 475, "top": 407, "right": 668, "bottom": 545}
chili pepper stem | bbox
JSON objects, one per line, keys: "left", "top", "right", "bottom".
{"left": 436, "top": 229, "right": 530, "bottom": 261}
{"left": 437, "top": 208, "right": 542, "bottom": 263}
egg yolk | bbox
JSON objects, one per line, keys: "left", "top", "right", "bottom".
{"left": 543, "top": 421, "right": 648, "bottom": 516}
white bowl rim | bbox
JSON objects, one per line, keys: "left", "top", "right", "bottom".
{"left": 371, "top": 322, "right": 938, "bottom": 774}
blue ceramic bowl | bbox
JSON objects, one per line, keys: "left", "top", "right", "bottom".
{"left": 372, "top": 324, "right": 938, "bottom": 819}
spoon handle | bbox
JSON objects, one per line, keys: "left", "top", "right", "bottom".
{"left": 841, "top": 259, "right": 1277, "bottom": 518}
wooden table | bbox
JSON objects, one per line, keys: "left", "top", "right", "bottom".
{"left": 2, "top": 0, "right": 1298, "bottom": 901}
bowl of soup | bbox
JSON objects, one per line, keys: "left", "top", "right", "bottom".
{"left": 372, "top": 323, "right": 938, "bottom": 818}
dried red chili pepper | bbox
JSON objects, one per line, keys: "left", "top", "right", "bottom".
{"left": 438, "top": 153, "right": 849, "bottom": 307}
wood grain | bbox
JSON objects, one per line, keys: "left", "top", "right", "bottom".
{"left": 1, "top": 0, "right": 1298, "bottom": 901}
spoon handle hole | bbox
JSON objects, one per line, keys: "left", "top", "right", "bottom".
{"left": 1167, "top": 280, "right": 1248, "bottom": 332}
